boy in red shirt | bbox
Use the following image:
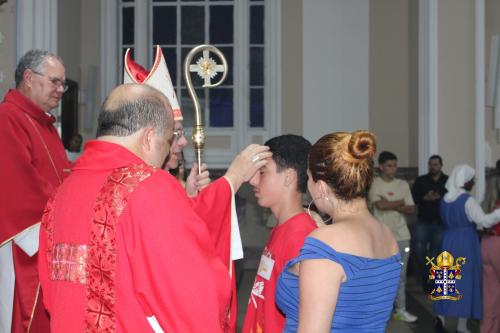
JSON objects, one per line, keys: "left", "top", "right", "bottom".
{"left": 242, "top": 135, "right": 317, "bottom": 333}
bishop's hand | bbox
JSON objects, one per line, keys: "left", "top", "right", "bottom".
{"left": 224, "top": 144, "right": 272, "bottom": 191}
{"left": 186, "top": 162, "right": 211, "bottom": 197}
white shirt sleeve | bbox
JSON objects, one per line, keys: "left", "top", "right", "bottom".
{"left": 465, "top": 197, "right": 500, "bottom": 229}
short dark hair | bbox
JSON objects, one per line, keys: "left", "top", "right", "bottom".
{"left": 96, "top": 94, "right": 169, "bottom": 137}
{"left": 378, "top": 151, "right": 397, "bottom": 164}
{"left": 264, "top": 135, "right": 312, "bottom": 193}
{"left": 15, "top": 49, "right": 64, "bottom": 87}
{"left": 429, "top": 154, "right": 443, "bottom": 165}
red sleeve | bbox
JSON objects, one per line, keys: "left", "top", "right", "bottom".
{"left": 0, "top": 113, "right": 54, "bottom": 243}
{"left": 121, "top": 174, "right": 231, "bottom": 333}
{"left": 190, "top": 177, "right": 232, "bottom": 268}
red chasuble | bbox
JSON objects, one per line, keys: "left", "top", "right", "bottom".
{"left": 0, "top": 89, "right": 70, "bottom": 332}
{"left": 39, "top": 141, "right": 232, "bottom": 332}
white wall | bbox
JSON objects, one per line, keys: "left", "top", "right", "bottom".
{"left": 302, "top": 0, "right": 370, "bottom": 144}
{"left": 0, "top": 1, "right": 17, "bottom": 98}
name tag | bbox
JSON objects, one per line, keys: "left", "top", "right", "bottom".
{"left": 257, "top": 254, "right": 275, "bottom": 280}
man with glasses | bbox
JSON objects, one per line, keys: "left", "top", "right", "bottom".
{"left": 0, "top": 49, "right": 70, "bottom": 333}
{"left": 123, "top": 46, "right": 259, "bottom": 331}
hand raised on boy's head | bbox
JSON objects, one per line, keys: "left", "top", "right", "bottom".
{"left": 225, "top": 144, "right": 272, "bottom": 191}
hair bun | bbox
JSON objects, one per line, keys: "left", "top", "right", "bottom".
{"left": 348, "top": 131, "right": 376, "bottom": 160}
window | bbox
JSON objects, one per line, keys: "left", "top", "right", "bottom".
{"left": 106, "top": 0, "right": 280, "bottom": 167}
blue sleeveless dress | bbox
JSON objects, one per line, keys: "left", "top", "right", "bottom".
{"left": 276, "top": 237, "right": 401, "bottom": 333}
{"left": 433, "top": 193, "right": 482, "bottom": 319}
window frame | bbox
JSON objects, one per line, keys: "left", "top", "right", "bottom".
{"left": 101, "top": 0, "right": 281, "bottom": 167}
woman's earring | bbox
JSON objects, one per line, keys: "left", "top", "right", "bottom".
{"left": 307, "top": 196, "right": 333, "bottom": 224}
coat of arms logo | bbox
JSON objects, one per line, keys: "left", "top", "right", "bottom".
{"left": 426, "top": 251, "right": 466, "bottom": 301}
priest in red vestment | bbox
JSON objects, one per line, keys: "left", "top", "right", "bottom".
{"left": 122, "top": 46, "right": 243, "bottom": 331}
{"left": 0, "top": 49, "right": 70, "bottom": 333}
{"left": 38, "top": 83, "right": 271, "bottom": 332}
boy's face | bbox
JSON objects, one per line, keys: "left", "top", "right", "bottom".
{"left": 379, "top": 159, "right": 398, "bottom": 179}
{"left": 249, "top": 158, "right": 287, "bottom": 209}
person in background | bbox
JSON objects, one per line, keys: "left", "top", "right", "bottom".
{"left": 242, "top": 134, "right": 317, "bottom": 333}
{"left": 276, "top": 131, "right": 401, "bottom": 332}
{"left": 0, "top": 49, "right": 70, "bottom": 333}
{"left": 66, "top": 133, "right": 83, "bottom": 162}
{"left": 480, "top": 158, "right": 500, "bottom": 333}
{"left": 369, "top": 150, "right": 417, "bottom": 323}
{"left": 411, "top": 155, "right": 448, "bottom": 291}
{"left": 434, "top": 164, "right": 500, "bottom": 333}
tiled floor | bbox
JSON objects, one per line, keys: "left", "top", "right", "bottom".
{"left": 236, "top": 268, "right": 480, "bottom": 333}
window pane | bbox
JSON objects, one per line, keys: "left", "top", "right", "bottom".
{"left": 153, "top": 6, "right": 176, "bottom": 45}
{"left": 181, "top": 6, "right": 205, "bottom": 44}
{"left": 180, "top": 88, "right": 205, "bottom": 128}
{"left": 217, "top": 47, "right": 233, "bottom": 86}
{"left": 209, "top": 88, "right": 233, "bottom": 127}
{"left": 210, "top": 6, "right": 233, "bottom": 44}
{"left": 153, "top": 0, "right": 176, "bottom": 2}
{"left": 181, "top": 47, "right": 205, "bottom": 87}
{"left": 162, "top": 47, "right": 177, "bottom": 85}
{"left": 250, "top": 88, "right": 264, "bottom": 127}
{"left": 122, "top": 7, "right": 134, "bottom": 45}
{"left": 250, "top": 6, "right": 264, "bottom": 44}
{"left": 250, "top": 47, "right": 264, "bottom": 86}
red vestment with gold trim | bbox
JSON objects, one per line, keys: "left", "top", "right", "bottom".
{"left": 39, "top": 141, "right": 233, "bottom": 332}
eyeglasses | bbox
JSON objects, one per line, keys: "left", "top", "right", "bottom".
{"left": 32, "top": 70, "right": 69, "bottom": 92}
{"left": 172, "top": 129, "right": 186, "bottom": 142}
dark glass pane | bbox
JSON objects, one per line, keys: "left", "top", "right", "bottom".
{"left": 250, "top": 47, "right": 264, "bottom": 86}
{"left": 181, "top": 47, "right": 205, "bottom": 87}
{"left": 181, "top": 0, "right": 203, "bottom": 1}
{"left": 161, "top": 47, "right": 178, "bottom": 85}
{"left": 210, "top": 6, "right": 233, "bottom": 44}
{"left": 122, "top": 7, "right": 134, "bottom": 45}
{"left": 250, "top": 5, "right": 264, "bottom": 44}
{"left": 181, "top": 6, "right": 205, "bottom": 44}
{"left": 180, "top": 88, "right": 205, "bottom": 128}
{"left": 153, "top": 6, "right": 176, "bottom": 45}
{"left": 122, "top": 0, "right": 134, "bottom": 2}
{"left": 209, "top": 88, "right": 233, "bottom": 127}
{"left": 154, "top": 0, "right": 176, "bottom": 2}
{"left": 250, "top": 88, "right": 264, "bottom": 127}
{"left": 217, "top": 47, "right": 233, "bottom": 86}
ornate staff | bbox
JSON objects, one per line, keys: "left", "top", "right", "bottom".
{"left": 183, "top": 45, "right": 228, "bottom": 173}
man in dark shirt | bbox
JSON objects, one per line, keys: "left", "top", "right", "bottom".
{"left": 411, "top": 155, "right": 448, "bottom": 290}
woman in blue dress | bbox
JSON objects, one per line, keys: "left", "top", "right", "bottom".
{"left": 276, "top": 131, "right": 401, "bottom": 333}
{"left": 433, "top": 164, "right": 500, "bottom": 333}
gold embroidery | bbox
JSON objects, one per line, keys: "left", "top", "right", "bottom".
{"left": 50, "top": 243, "right": 89, "bottom": 284}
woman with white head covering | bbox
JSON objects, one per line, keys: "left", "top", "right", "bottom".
{"left": 433, "top": 164, "right": 500, "bottom": 333}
